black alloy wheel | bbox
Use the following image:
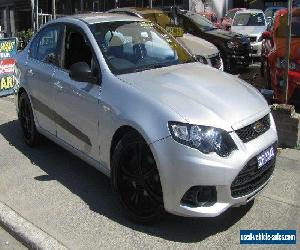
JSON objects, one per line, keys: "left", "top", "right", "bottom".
{"left": 112, "top": 132, "right": 165, "bottom": 224}
{"left": 19, "top": 92, "right": 40, "bottom": 146}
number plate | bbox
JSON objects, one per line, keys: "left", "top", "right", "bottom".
{"left": 257, "top": 146, "right": 275, "bottom": 169}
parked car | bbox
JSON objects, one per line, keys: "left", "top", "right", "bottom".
{"left": 231, "top": 9, "right": 267, "bottom": 58}
{"left": 261, "top": 8, "right": 300, "bottom": 104}
{"left": 173, "top": 10, "right": 251, "bottom": 72}
{"left": 199, "top": 11, "right": 222, "bottom": 29}
{"left": 108, "top": 8, "right": 223, "bottom": 70}
{"left": 264, "top": 7, "right": 286, "bottom": 26}
{"left": 222, "top": 8, "right": 246, "bottom": 31}
{"left": 15, "top": 13, "right": 278, "bottom": 224}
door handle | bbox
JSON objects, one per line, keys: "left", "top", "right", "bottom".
{"left": 54, "top": 81, "right": 63, "bottom": 92}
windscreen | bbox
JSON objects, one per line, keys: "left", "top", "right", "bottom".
{"left": 186, "top": 13, "right": 216, "bottom": 31}
{"left": 233, "top": 13, "right": 266, "bottom": 26}
{"left": 89, "top": 21, "right": 193, "bottom": 75}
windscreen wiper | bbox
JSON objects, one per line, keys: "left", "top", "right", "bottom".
{"left": 133, "top": 63, "right": 170, "bottom": 72}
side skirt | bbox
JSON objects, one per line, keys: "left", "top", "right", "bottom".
{"left": 37, "top": 126, "right": 111, "bottom": 177}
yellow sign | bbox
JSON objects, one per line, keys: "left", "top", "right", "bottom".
{"left": 0, "top": 75, "right": 15, "bottom": 90}
{"left": 165, "top": 25, "right": 184, "bottom": 38}
{"left": 0, "top": 40, "right": 16, "bottom": 53}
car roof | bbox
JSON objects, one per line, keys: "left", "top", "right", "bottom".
{"left": 228, "top": 8, "right": 246, "bottom": 13}
{"left": 235, "top": 9, "right": 264, "bottom": 14}
{"left": 108, "top": 7, "right": 164, "bottom": 15}
{"left": 55, "top": 12, "right": 143, "bottom": 24}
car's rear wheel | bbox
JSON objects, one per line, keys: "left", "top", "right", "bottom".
{"left": 19, "top": 92, "right": 40, "bottom": 147}
{"left": 111, "top": 132, "right": 165, "bottom": 224}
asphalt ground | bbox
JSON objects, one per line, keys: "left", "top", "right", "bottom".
{"left": 0, "top": 85, "right": 299, "bottom": 249}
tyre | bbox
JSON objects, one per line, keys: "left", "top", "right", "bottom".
{"left": 111, "top": 131, "right": 165, "bottom": 224}
{"left": 18, "top": 92, "right": 40, "bottom": 147}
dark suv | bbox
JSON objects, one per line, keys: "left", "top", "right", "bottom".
{"left": 108, "top": 8, "right": 251, "bottom": 72}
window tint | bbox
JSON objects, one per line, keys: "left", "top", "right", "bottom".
{"left": 183, "top": 14, "right": 215, "bottom": 32}
{"left": 63, "top": 26, "right": 94, "bottom": 70}
{"left": 30, "top": 25, "right": 62, "bottom": 66}
{"left": 90, "top": 21, "right": 193, "bottom": 75}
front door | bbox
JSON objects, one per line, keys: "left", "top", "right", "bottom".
{"left": 52, "top": 25, "right": 101, "bottom": 161}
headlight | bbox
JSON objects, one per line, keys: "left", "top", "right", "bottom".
{"left": 227, "top": 40, "right": 239, "bottom": 49}
{"left": 168, "top": 122, "right": 237, "bottom": 157}
{"left": 196, "top": 55, "right": 208, "bottom": 64}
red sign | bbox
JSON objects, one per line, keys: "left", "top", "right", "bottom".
{"left": 0, "top": 58, "right": 15, "bottom": 74}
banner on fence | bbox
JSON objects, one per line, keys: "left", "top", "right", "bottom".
{"left": 0, "top": 38, "right": 17, "bottom": 97}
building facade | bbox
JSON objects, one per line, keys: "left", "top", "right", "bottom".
{"left": 0, "top": 0, "right": 49, "bottom": 37}
{"left": 0, "top": 0, "right": 298, "bottom": 37}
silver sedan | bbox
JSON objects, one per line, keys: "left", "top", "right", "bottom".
{"left": 14, "top": 13, "right": 278, "bottom": 223}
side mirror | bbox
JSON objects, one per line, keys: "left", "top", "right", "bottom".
{"left": 69, "top": 62, "right": 97, "bottom": 84}
{"left": 262, "top": 31, "right": 272, "bottom": 40}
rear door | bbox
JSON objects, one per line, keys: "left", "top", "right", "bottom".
{"left": 26, "top": 24, "right": 63, "bottom": 135}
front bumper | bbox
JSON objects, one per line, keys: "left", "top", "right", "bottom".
{"left": 150, "top": 114, "right": 278, "bottom": 217}
{"left": 228, "top": 47, "right": 251, "bottom": 66}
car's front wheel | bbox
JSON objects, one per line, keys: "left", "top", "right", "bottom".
{"left": 111, "top": 131, "right": 165, "bottom": 224}
{"left": 18, "top": 92, "right": 40, "bottom": 147}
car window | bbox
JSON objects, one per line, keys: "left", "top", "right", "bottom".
{"left": 233, "top": 13, "right": 266, "bottom": 26}
{"left": 227, "top": 10, "right": 236, "bottom": 19}
{"left": 89, "top": 21, "right": 193, "bottom": 75}
{"left": 265, "top": 9, "right": 272, "bottom": 19}
{"left": 146, "top": 12, "right": 172, "bottom": 28}
{"left": 63, "top": 26, "right": 95, "bottom": 71}
{"left": 30, "top": 25, "right": 62, "bottom": 66}
{"left": 183, "top": 13, "right": 216, "bottom": 32}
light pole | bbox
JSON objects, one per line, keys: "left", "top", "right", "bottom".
{"left": 52, "top": 0, "right": 56, "bottom": 20}
{"left": 284, "top": 0, "right": 293, "bottom": 104}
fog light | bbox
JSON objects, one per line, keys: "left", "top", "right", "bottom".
{"left": 181, "top": 186, "right": 217, "bottom": 207}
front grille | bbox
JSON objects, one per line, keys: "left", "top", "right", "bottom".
{"left": 235, "top": 115, "right": 270, "bottom": 143}
{"left": 249, "top": 36, "right": 257, "bottom": 43}
{"left": 231, "top": 146, "right": 277, "bottom": 198}
{"left": 210, "top": 54, "right": 221, "bottom": 69}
